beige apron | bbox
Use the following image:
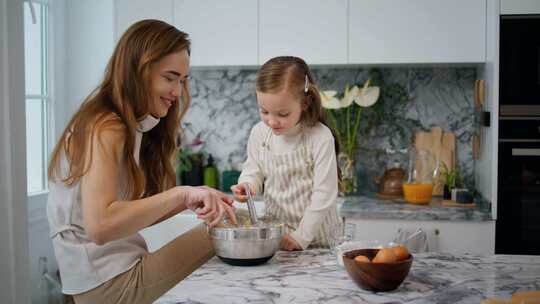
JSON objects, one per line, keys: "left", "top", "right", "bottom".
{"left": 260, "top": 128, "right": 339, "bottom": 248}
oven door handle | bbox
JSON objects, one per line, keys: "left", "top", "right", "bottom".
{"left": 512, "top": 148, "right": 540, "bottom": 156}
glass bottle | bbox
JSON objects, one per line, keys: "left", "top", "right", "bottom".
{"left": 38, "top": 256, "right": 49, "bottom": 304}
{"left": 203, "top": 154, "right": 218, "bottom": 189}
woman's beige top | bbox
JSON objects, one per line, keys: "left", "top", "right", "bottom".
{"left": 239, "top": 121, "right": 340, "bottom": 249}
{"left": 47, "top": 115, "right": 159, "bottom": 294}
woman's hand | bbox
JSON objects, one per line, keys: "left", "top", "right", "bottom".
{"left": 183, "top": 186, "right": 237, "bottom": 227}
{"left": 280, "top": 234, "right": 303, "bottom": 251}
{"left": 230, "top": 183, "right": 256, "bottom": 202}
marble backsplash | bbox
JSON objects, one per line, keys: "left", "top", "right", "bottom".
{"left": 182, "top": 67, "right": 477, "bottom": 190}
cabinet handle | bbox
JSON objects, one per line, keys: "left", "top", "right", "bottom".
{"left": 512, "top": 148, "right": 540, "bottom": 156}
{"left": 474, "top": 79, "right": 486, "bottom": 108}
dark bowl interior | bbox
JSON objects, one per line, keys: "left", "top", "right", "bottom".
{"left": 217, "top": 255, "right": 274, "bottom": 266}
{"left": 342, "top": 248, "right": 413, "bottom": 292}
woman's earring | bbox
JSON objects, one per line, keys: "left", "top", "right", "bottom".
{"left": 304, "top": 74, "right": 309, "bottom": 95}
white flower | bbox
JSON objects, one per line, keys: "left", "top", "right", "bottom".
{"left": 340, "top": 85, "right": 359, "bottom": 108}
{"left": 354, "top": 79, "right": 380, "bottom": 107}
{"left": 320, "top": 90, "right": 341, "bottom": 109}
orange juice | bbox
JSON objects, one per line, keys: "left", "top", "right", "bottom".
{"left": 402, "top": 183, "right": 433, "bottom": 204}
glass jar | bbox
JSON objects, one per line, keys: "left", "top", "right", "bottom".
{"left": 329, "top": 223, "right": 356, "bottom": 266}
{"left": 402, "top": 148, "right": 438, "bottom": 204}
{"left": 337, "top": 153, "right": 357, "bottom": 195}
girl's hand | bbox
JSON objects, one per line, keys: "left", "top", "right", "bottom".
{"left": 280, "top": 234, "right": 303, "bottom": 251}
{"left": 184, "top": 186, "right": 237, "bottom": 227}
{"left": 230, "top": 183, "right": 256, "bottom": 202}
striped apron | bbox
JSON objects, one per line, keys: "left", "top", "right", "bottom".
{"left": 260, "top": 129, "right": 340, "bottom": 248}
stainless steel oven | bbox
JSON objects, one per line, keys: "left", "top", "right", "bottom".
{"left": 499, "top": 15, "right": 540, "bottom": 116}
{"left": 497, "top": 117, "right": 540, "bottom": 254}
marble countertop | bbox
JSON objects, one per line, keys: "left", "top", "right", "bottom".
{"left": 338, "top": 194, "right": 492, "bottom": 221}
{"left": 155, "top": 249, "right": 540, "bottom": 304}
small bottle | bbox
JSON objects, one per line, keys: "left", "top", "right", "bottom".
{"left": 38, "top": 256, "right": 49, "bottom": 304}
{"left": 203, "top": 154, "right": 218, "bottom": 189}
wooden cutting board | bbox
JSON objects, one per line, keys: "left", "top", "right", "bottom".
{"left": 442, "top": 200, "right": 475, "bottom": 208}
{"left": 481, "top": 290, "right": 540, "bottom": 304}
{"left": 414, "top": 127, "right": 456, "bottom": 196}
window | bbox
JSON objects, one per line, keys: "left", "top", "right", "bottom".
{"left": 24, "top": 0, "right": 50, "bottom": 194}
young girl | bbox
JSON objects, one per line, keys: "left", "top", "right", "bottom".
{"left": 47, "top": 20, "right": 236, "bottom": 304}
{"left": 232, "top": 56, "right": 340, "bottom": 251}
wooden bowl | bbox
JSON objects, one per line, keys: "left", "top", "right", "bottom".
{"left": 342, "top": 248, "right": 413, "bottom": 292}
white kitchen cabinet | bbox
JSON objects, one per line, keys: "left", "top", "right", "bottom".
{"left": 174, "top": 0, "right": 258, "bottom": 66}
{"left": 115, "top": 0, "right": 174, "bottom": 41}
{"left": 501, "top": 0, "right": 540, "bottom": 15}
{"left": 140, "top": 211, "right": 201, "bottom": 252}
{"left": 259, "top": 0, "right": 348, "bottom": 65}
{"left": 348, "top": 0, "right": 486, "bottom": 64}
{"left": 345, "top": 218, "right": 495, "bottom": 254}
{"left": 475, "top": 0, "right": 499, "bottom": 218}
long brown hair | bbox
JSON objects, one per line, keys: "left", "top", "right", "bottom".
{"left": 256, "top": 56, "right": 340, "bottom": 155}
{"left": 48, "top": 19, "right": 191, "bottom": 199}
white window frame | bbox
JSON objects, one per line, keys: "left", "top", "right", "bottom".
{"left": 24, "top": 0, "right": 52, "bottom": 196}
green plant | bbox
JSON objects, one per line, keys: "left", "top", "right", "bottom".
{"left": 440, "top": 162, "right": 461, "bottom": 188}
{"left": 176, "top": 149, "right": 193, "bottom": 175}
{"left": 176, "top": 132, "right": 205, "bottom": 175}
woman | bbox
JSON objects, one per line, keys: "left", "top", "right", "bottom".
{"left": 47, "top": 19, "right": 236, "bottom": 304}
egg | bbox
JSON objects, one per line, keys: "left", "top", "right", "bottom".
{"left": 354, "top": 255, "right": 370, "bottom": 263}
{"left": 372, "top": 248, "right": 398, "bottom": 263}
{"left": 392, "top": 245, "right": 410, "bottom": 261}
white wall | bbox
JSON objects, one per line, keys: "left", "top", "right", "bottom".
{"left": 66, "top": 0, "right": 114, "bottom": 115}
{"left": 1, "top": 0, "right": 31, "bottom": 302}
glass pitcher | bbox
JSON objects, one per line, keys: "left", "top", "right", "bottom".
{"left": 402, "top": 148, "right": 438, "bottom": 204}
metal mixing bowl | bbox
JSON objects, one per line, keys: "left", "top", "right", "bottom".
{"left": 209, "top": 221, "right": 284, "bottom": 266}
